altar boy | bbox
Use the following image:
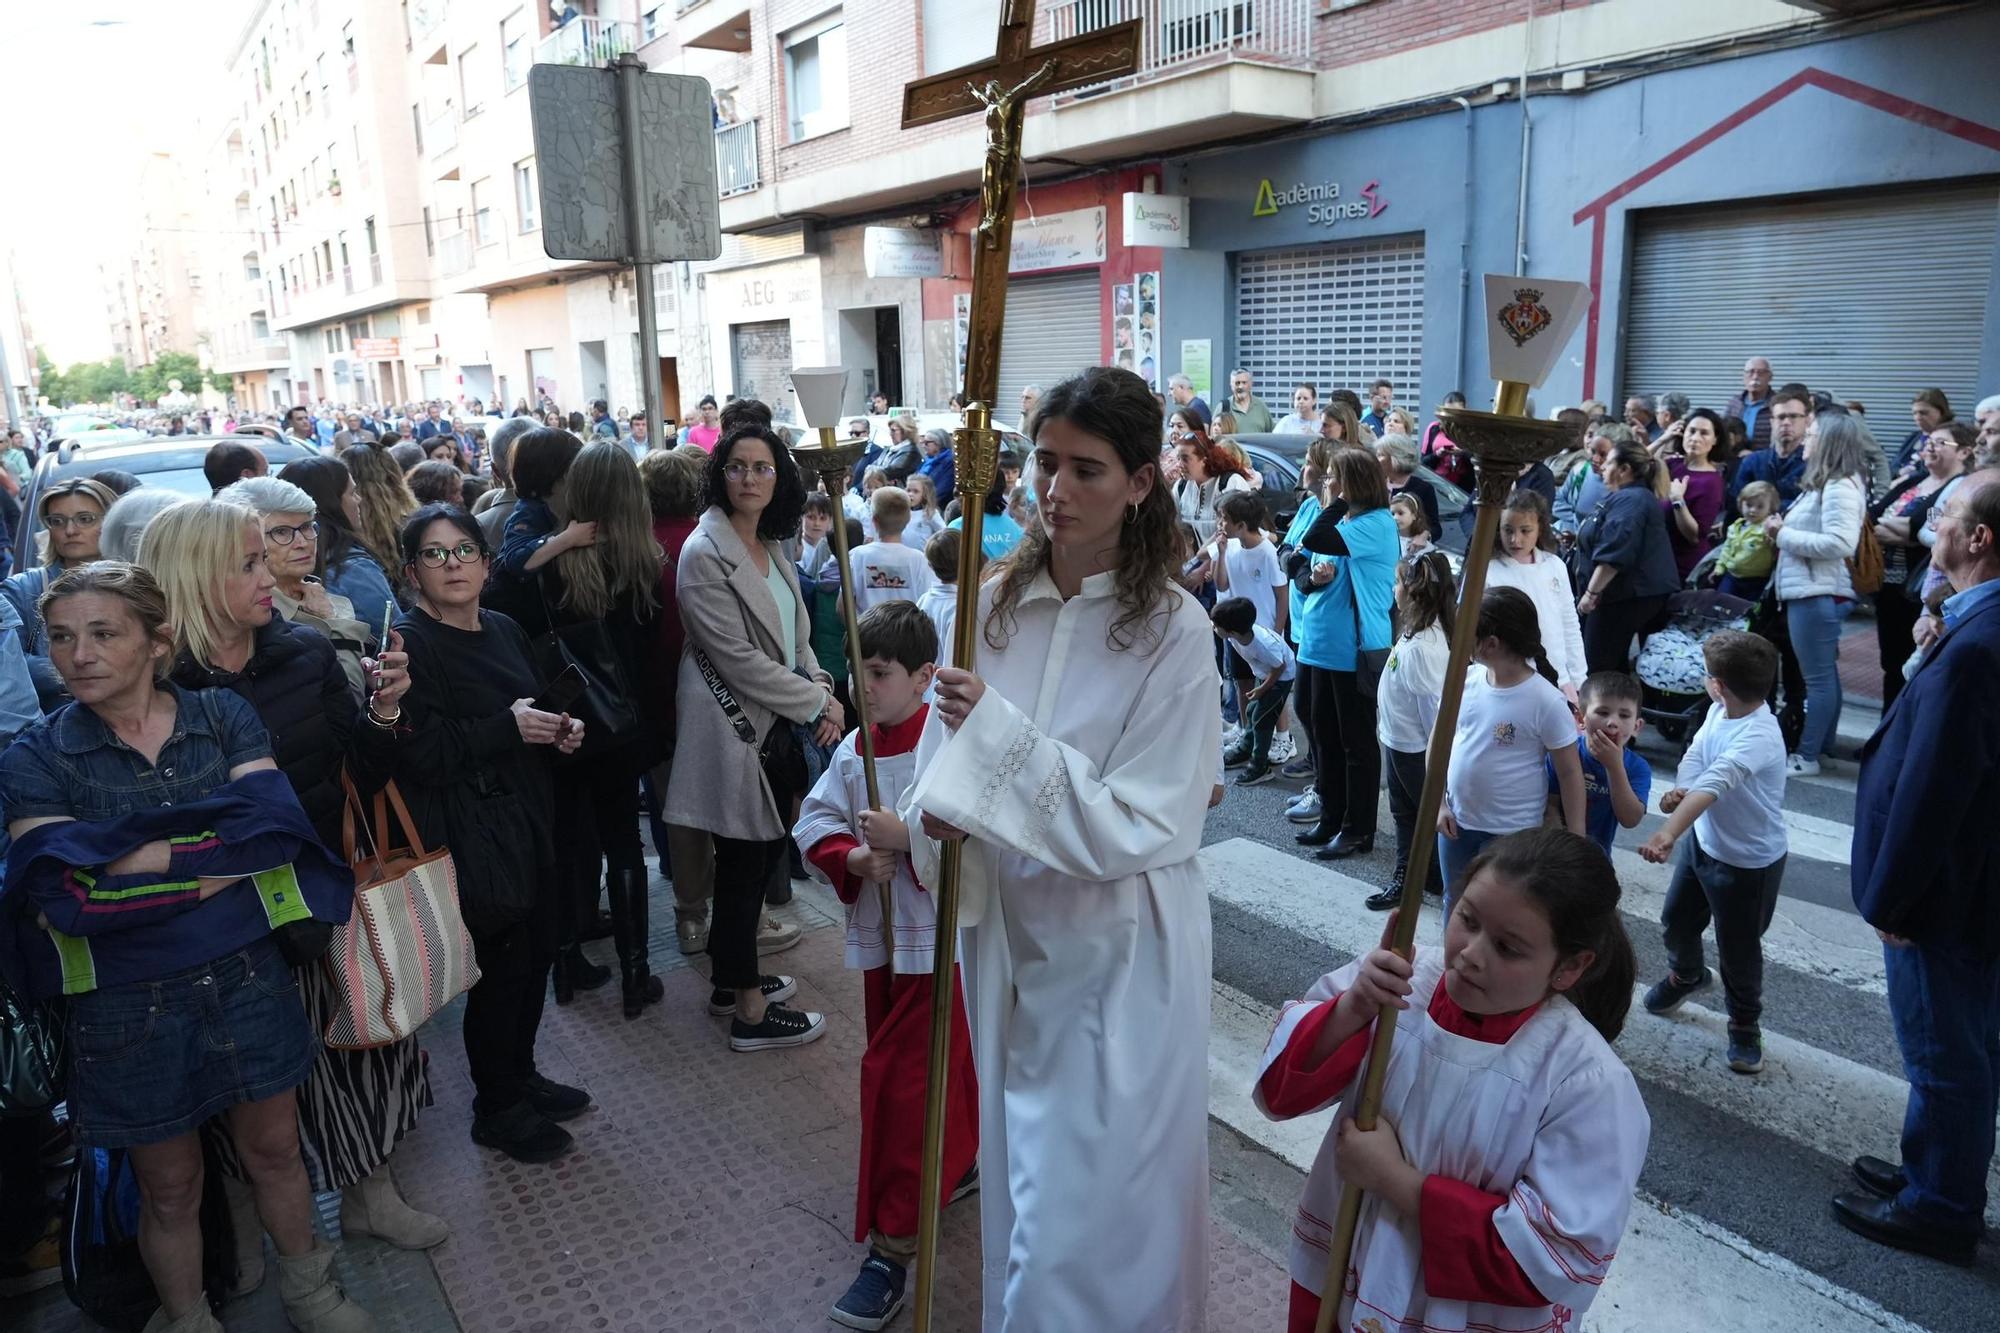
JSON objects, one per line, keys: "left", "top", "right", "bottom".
{"left": 794, "top": 601, "right": 979, "bottom": 1331}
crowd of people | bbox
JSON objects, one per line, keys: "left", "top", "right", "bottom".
{"left": 0, "top": 354, "right": 1993, "bottom": 1333}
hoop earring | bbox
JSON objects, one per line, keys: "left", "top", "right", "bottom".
{"left": 1126, "top": 502, "right": 1139, "bottom": 526}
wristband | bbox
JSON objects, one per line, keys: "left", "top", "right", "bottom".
{"left": 366, "top": 705, "right": 402, "bottom": 729}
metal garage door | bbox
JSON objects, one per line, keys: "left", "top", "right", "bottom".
{"left": 730, "top": 320, "right": 793, "bottom": 408}
{"left": 997, "top": 269, "right": 1102, "bottom": 417}
{"left": 1623, "top": 186, "right": 1997, "bottom": 416}
{"left": 1234, "top": 234, "right": 1425, "bottom": 414}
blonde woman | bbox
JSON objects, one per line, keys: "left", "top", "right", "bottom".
{"left": 1383, "top": 407, "right": 1419, "bottom": 440}
{"left": 142, "top": 502, "right": 442, "bottom": 1291}
{"left": 508, "top": 441, "right": 672, "bottom": 1016}
{"left": 339, "top": 442, "right": 419, "bottom": 599}
{"left": 905, "top": 472, "right": 947, "bottom": 551}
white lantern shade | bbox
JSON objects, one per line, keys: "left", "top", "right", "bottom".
{"left": 790, "top": 366, "right": 851, "bottom": 429}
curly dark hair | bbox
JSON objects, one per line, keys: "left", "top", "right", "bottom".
{"left": 703, "top": 425, "right": 806, "bottom": 542}
{"left": 984, "top": 366, "right": 1178, "bottom": 655}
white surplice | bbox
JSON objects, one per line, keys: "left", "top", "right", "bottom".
{"left": 904, "top": 568, "right": 1222, "bottom": 1332}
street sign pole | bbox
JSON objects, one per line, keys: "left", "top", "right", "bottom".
{"left": 614, "top": 52, "right": 662, "bottom": 450}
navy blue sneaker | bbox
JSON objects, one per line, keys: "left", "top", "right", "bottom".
{"left": 830, "top": 1255, "right": 908, "bottom": 1330}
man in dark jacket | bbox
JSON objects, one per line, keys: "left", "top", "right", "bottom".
{"left": 1835, "top": 470, "right": 2000, "bottom": 1266}
{"left": 1725, "top": 356, "right": 1776, "bottom": 452}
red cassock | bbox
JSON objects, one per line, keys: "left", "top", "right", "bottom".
{"left": 855, "top": 963, "right": 979, "bottom": 1243}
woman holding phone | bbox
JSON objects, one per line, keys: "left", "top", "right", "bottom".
{"left": 392, "top": 504, "right": 592, "bottom": 1163}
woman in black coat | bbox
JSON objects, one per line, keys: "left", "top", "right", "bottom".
{"left": 393, "top": 503, "right": 590, "bottom": 1164}
{"left": 143, "top": 499, "right": 447, "bottom": 1281}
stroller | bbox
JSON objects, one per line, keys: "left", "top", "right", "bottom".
{"left": 1634, "top": 587, "right": 1759, "bottom": 744}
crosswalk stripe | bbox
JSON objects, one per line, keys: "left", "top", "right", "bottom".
{"left": 1210, "top": 977, "right": 1931, "bottom": 1333}
{"left": 1200, "top": 838, "right": 1999, "bottom": 1229}
{"left": 1641, "top": 783, "right": 1856, "bottom": 866}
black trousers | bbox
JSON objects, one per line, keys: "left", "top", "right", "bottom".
{"left": 1662, "top": 836, "right": 1787, "bottom": 1035}
{"left": 1383, "top": 745, "right": 1441, "bottom": 894}
{"left": 0, "top": 1113, "right": 49, "bottom": 1252}
{"left": 710, "top": 833, "right": 788, "bottom": 991}
{"left": 1582, "top": 593, "right": 1668, "bottom": 673}
{"left": 1306, "top": 666, "right": 1378, "bottom": 838}
{"left": 1872, "top": 584, "right": 1921, "bottom": 712}
{"left": 554, "top": 754, "right": 648, "bottom": 937}
{"left": 462, "top": 873, "right": 558, "bottom": 1115}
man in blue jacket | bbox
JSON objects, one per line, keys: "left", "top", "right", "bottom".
{"left": 1835, "top": 470, "right": 2000, "bottom": 1265}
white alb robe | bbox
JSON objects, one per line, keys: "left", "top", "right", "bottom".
{"left": 905, "top": 568, "right": 1221, "bottom": 1332}
{"left": 1255, "top": 950, "right": 1651, "bottom": 1332}
{"left": 793, "top": 733, "right": 936, "bottom": 973}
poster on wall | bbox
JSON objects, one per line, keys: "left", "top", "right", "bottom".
{"left": 1127, "top": 271, "right": 1160, "bottom": 390}
{"left": 1180, "top": 339, "right": 1212, "bottom": 404}
{"left": 953, "top": 292, "right": 970, "bottom": 393}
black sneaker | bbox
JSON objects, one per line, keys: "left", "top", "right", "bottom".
{"left": 709, "top": 974, "right": 798, "bottom": 1016}
{"left": 470, "top": 1102, "right": 574, "bottom": 1164}
{"left": 1727, "top": 1029, "right": 1765, "bottom": 1075}
{"left": 1365, "top": 884, "right": 1402, "bottom": 911}
{"left": 830, "top": 1255, "right": 908, "bottom": 1331}
{"left": 730, "top": 1002, "right": 827, "bottom": 1052}
{"left": 948, "top": 1163, "right": 980, "bottom": 1204}
{"left": 1235, "top": 764, "right": 1276, "bottom": 787}
{"left": 523, "top": 1073, "right": 593, "bottom": 1122}
{"left": 1642, "top": 968, "right": 1713, "bottom": 1015}
{"left": 1222, "top": 745, "right": 1253, "bottom": 769}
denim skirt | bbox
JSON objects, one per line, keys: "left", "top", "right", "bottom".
{"left": 66, "top": 937, "right": 317, "bottom": 1148}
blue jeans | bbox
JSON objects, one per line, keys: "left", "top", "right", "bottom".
{"left": 1786, "top": 594, "right": 1851, "bottom": 762}
{"left": 1438, "top": 825, "right": 1502, "bottom": 913}
{"left": 1885, "top": 941, "right": 2000, "bottom": 1234}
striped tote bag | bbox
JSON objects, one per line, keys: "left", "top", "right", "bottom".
{"left": 322, "top": 776, "right": 480, "bottom": 1049}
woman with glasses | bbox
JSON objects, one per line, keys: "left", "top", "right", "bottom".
{"left": 142, "top": 501, "right": 445, "bottom": 1288}
{"left": 276, "top": 457, "right": 400, "bottom": 628}
{"left": 666, "top": 426, "right": 840, "bottom": 1052}
{"left": 0, "top": 476, "right": 120, "bottom": 708}
{"left": 392, "top": 505, "right": 591, "bottom": 1163}
{"left": 218, "top": 476, "right": 374, "bottom": 698}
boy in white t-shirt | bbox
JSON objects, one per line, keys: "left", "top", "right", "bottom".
{"left": 1210, "top": 490, "right": 1293, "bottom": 763}
{"left": 848, "top": 486, "right": 934, "bottom": 613}
{"left": 1637, "top": 630, "right": 1789, "bottom": 1076}
{"left": 1212, "top": 596, "right": 1295, "bottom": 786}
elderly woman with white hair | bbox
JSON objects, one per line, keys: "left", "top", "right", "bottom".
{"left": 99, "top": 487, "right": 192, "bottom": 563}
{"left": 219, "top": 475, "right": 378, "bottom": 700}
{"left": 1373, "top": 432, "right": 1441, "bottom": 540}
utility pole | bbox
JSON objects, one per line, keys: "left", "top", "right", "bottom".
{"left": 615, "top": 52, "right": 662, "bottom": 449}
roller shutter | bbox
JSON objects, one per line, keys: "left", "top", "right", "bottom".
{"left": 1623, "top": 186, "right": 1997, "bottom": 415}
{"left": 730, "top": 319, "right": 793, "bottom": 407}
{"left": 997, "top": 269, "right": 1102, "bottom": 414}
{"left": 1234, "top": 234, "right": 1425, "bottom": 413}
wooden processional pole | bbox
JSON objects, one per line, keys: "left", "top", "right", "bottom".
{"left": 898, "top": 5, "right": 1141, "bottom": 1328}
{"left": 1312, "top": 278, "right": 1593, "bottom": 1333}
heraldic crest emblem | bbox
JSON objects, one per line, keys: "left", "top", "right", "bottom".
{"left": 1497, "top": 287, "right": 1554, "bottom": 347}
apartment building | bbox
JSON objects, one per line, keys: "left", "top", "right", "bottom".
{"left": 197, "top": 115, "right": 296, "bottom": 414}
{"left": 100, "top": 153, "right": 202, "bottom": 376}
{"left": 203, "top": 0, "right": 1998, "bottom": 422}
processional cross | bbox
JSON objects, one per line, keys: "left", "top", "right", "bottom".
{"left": 897, "top": 4, "right": 1141, "bottom": 1330}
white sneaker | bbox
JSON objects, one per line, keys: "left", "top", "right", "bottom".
{"left": 1285, "top": 790, "right": 1321, "bottom": 823}
{"left": 1785, "top": 753, "right": 1821, "bottom": 778}
{"left": 1267, "top": 732, "right": 1297, "bottom": 765}
{"left": 1220, "top": 722, "right": 1244, "bottom": 750}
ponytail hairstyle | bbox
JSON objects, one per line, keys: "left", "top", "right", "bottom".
{"left": 1461, "top": 828, "right": 1637, "bottom": 1041}
{"left": 1494, "top": 488, "right": 1557, "bottom": 556}
{"left": 1396, "top": 549, "right": 1457, "bottom": 641}
{"left": 1603, "top": 438, "right": 1658, "bottom": 495}
{"left": 1476, "top": 585, "right": 1557, "bottom": 688}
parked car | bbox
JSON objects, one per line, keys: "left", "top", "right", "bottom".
{"left": 12, "top": 435, "right": 320, "bottom": 571}
{"left": 1230, "top": 432, "right": 1469, "bottom": 564}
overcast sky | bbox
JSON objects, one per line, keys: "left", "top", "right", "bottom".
{"left": 2, "top": 1, "right": 250, "bottom": 365}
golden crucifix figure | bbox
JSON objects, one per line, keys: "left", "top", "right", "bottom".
{"left": 898, "top": 4, "right": 1140, "bottom": 1328}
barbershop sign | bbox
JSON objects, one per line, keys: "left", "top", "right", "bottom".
{"left": 1251, "top": 177, "right": 1388, "bottom": 227}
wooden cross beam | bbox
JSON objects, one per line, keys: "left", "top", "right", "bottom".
{"left": 902, "top": 0, "right": 1142, "bottom": 129}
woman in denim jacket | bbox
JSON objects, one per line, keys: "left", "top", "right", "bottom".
{"left": 0, "top": 563, "right": 372, "bottom": 1333}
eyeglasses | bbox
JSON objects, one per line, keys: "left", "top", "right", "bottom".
{"left": 44, "top": 512, "right": 101, "bottom": 531}
{"left": 724, "top": 462, "right": 778, "bottom": 481}
{"left": 416, "top": 541, "right": 485, "bottom": 567}
{"left": 265, "top": 520, "right": 319, "bottom": 546}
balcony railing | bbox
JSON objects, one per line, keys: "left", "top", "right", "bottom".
{"left": 439, "top": 230, "right": 472, "bottom": 278}
{"left": 716, "top": 119, "right": 759, "bottom": 198}
{"left": 342, "top": 264, "right": 355, "bottom": 294}
{"left": 1047, "top": 0, "right": 1311, "bottom": 90}
{"left": 427, "top": 107, "right": 458, "bottom": 155}
{"left": 369, "top": 253, "right": 382, "bottom": 285}
{"left": 536, "top": 16, "right": 636, "bottom": 69}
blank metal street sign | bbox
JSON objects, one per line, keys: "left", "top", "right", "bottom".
{"left": 528, "top": 63, "right": 722, "bottom": 265}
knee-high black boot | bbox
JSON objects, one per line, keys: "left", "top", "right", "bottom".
{"left": 610, "top": 866, "right": 664, "bottom": 1020}
{"left": 552, "top": 861, "right": 612, "bottom": 1005}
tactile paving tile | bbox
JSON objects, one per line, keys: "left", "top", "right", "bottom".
{"left": 7, "top": 869, "right": 1289, "bottom": 1332}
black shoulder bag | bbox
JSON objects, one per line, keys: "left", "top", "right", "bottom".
{"left": 692, "top": 647, "right": 827, "bottom": 805}
{"left": 531, "top": 572, "right": 641, "bottom": 755}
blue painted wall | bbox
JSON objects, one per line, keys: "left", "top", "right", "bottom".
{"left": 1161, "top": 5, "right": 2000, "bottom": 415}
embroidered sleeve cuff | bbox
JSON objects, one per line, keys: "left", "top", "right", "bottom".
{"left": 806, "top": 834, "right": 863, "bottom": 905}
{"left": 1257, "top": 997, "right": 1370, "bottom": 1119}
{"left": 1420, "top": 1176, "right": 1550, "bottom": 1307}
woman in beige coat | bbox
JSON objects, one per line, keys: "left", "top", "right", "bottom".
{"left": 665, "top": 422, "right": 843, "bottom": 1052}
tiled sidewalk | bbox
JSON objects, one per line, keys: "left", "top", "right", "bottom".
{"left": 11, "top": 876, "right": 1288, "bottom": 1331}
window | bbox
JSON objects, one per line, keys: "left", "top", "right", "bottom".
{"left": 364, "top": 217, "right": 378, "bottom": 256}
{"left": 415, "top": 304, "right": 431, "bottom": 325}
{"left": 783, "top": 13, "right": 849, "bottom": 143}
{"left": 252, "top": 313, "right": 271, "bottom": 339}
{"left": 642, "top": 5, "right": 664, "bottom": 42}
{"left": 310, "top": 155, "right": 322, "bottom": 194}
{"left": 321, "top": 240, "right": 332, "bottom": 275}
{"left": 514, "top": 159, "right": 538, "bottom": 233}
{"left": 341, "top": 21, "right": 355, "bottom": 61}
{"left": 501, "top": 11, "right": 530, "bottom": 91}
{"left": 422, "top": 206, "right": 435, "bottom": 256}
{"left": 316, "top": 54, "right": 328, "bottom": 101}
{"left": 459, "top": 45, "right": 484, "bottom": 117}
{"left": 472, "top": 178, "right": 495, "bottom": 247}
{"left": 243, "top": 253, "right": 261, "bottom": 281}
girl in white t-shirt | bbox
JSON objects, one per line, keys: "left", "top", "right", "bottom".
{"left": 1255, "top": 827, "right": 1649, "bottom": 1333}
{"left": 1373, "top": 551, "right": 1455, "bottom": 913}
{"left": 1483, "top": 490, "right": 1587, "bottom": 702}
{"left": 1440, "top": 587, "right": 1588, "bottom": 907}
